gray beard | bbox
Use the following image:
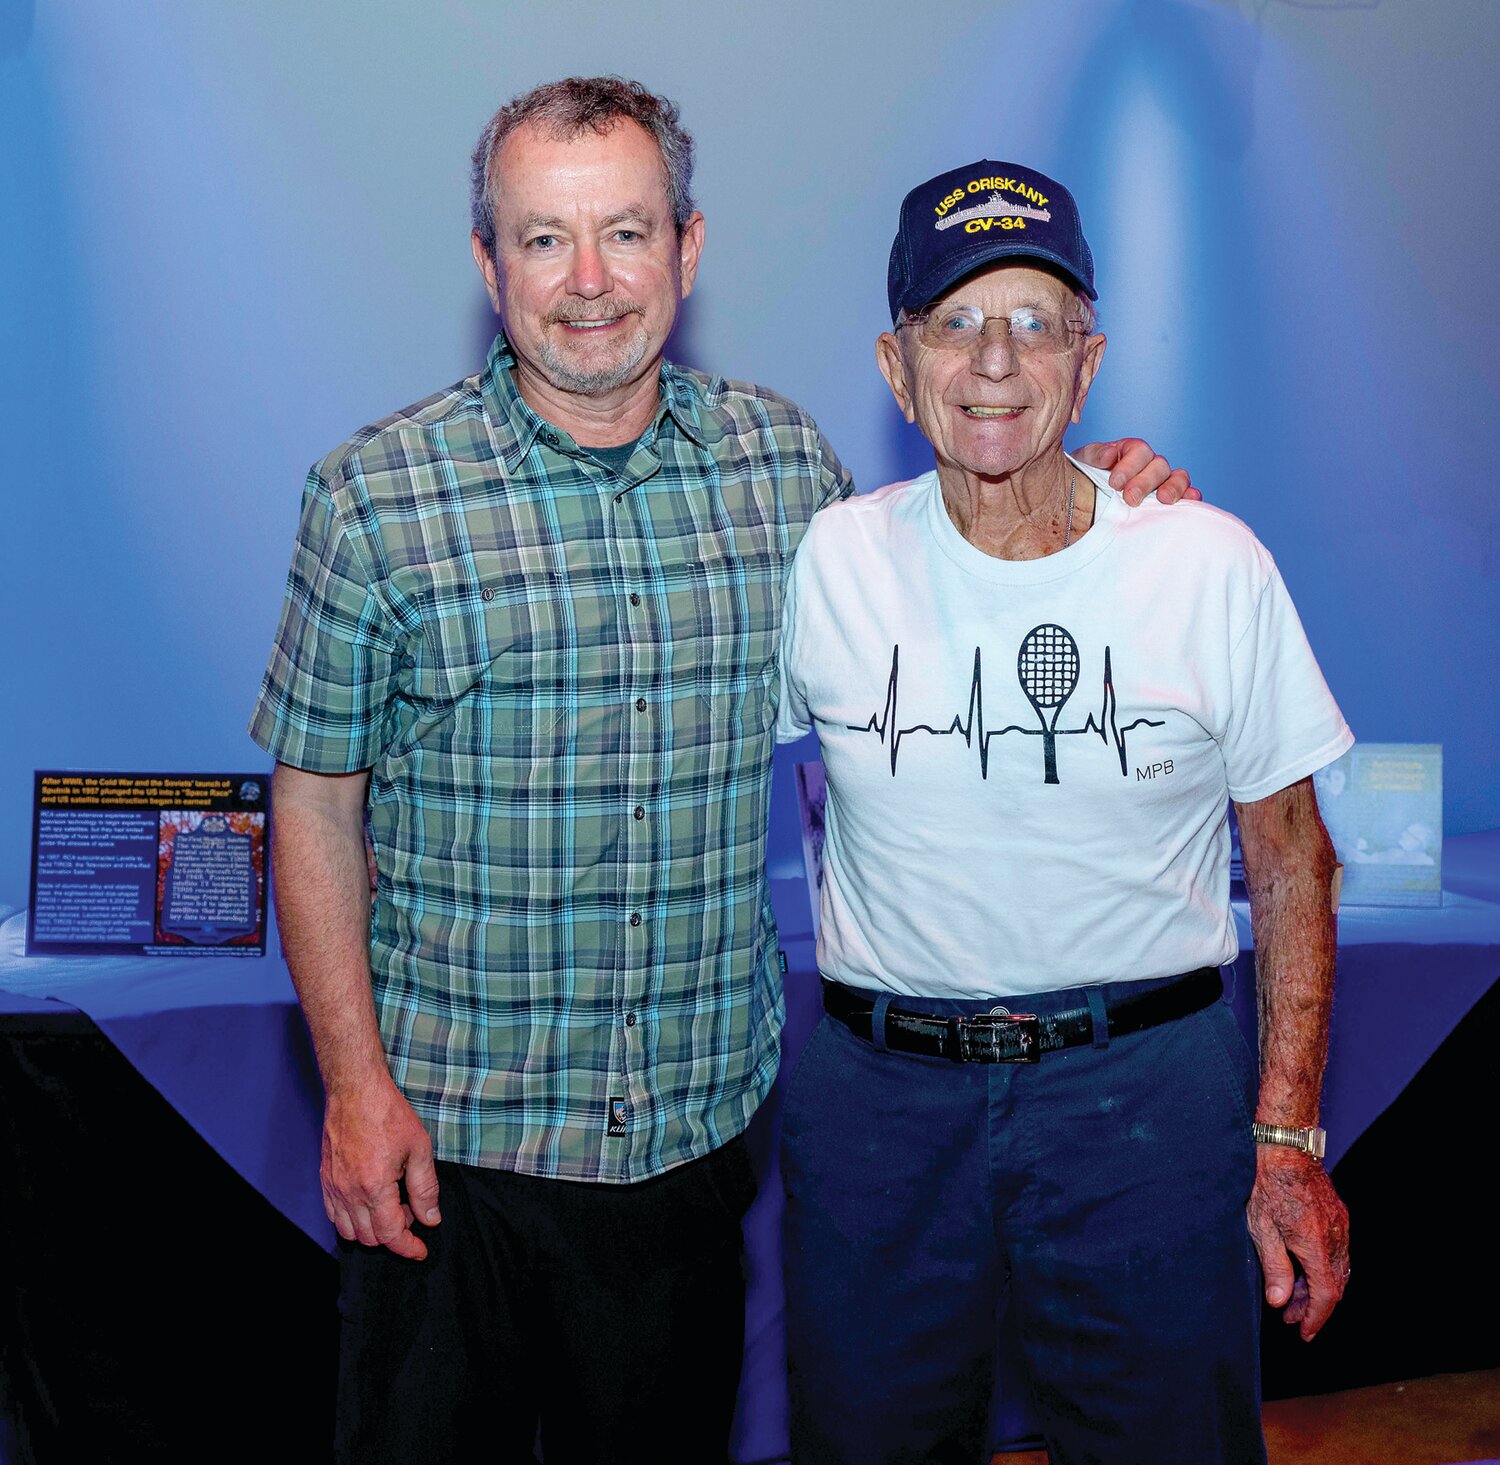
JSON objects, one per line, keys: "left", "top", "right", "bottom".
{"left": 535, "top": 322, "right": 649, "bottom": 396}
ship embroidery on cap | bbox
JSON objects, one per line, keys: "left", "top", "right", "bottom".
{"left": 936, "top": 188, "right": 1053, "bottom": 232}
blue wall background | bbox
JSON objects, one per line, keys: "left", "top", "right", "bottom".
{"left": 3, "top": 0, "right": 1497, "bottom": 906}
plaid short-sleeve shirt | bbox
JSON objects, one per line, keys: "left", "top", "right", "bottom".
{"left": 250, "top": 334, "right": 852, "bottom": 1181}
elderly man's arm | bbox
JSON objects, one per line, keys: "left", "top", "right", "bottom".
{"left": 1072, "top": 437, "right": 1202, "bottom": 506}
{"left": 273, "top": 762, "right": 441, "bottom": 1260}
{"left": 1235, "top": 776, "right": 1350, "bottom": 1340}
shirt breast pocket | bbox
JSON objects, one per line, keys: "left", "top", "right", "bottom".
{"left": 408, "top": 561, "right": 575, "bottom": 759}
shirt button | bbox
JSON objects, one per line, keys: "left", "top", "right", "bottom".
{"left": 625, "top": 1012, "right": 637, "bottom": 1027}
{"left": 635, "top": 697, "right": 647, "bottom": 712}
{"left": 629, "top": 912, "right": 642, "bottom": 927}
{"left": 629, "top": 592, "right": 641, "bottom": 607}
{"left": 633, "top": 805, "right": 645, "bottom": 820}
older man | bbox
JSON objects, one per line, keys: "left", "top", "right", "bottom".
{"left": 251, "top": 81, "right": 1189, "bottom": 1463}
{"left": 777, "top": 160, "right": 1351, "bottom": 1464}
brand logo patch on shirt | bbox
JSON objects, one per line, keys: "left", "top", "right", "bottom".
{"left": 607, "top": 1097, "right": 628, "bottom": 1136}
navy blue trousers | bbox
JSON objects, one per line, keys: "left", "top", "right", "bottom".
{"left": 781, "top": 979, "right": 1265, "bottom": 1465}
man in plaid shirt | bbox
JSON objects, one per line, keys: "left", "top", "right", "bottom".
{"left": 250, "top": 76, "right": 1190, "bottom": 1463}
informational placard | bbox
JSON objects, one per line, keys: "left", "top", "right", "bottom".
{"left": 1313, "top": 744, "right": 1442, "bottom": 908}
{"left": 27, "top": 771, "right": 270, "bottom": 956}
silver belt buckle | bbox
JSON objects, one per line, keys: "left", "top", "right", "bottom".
{"left": 953, "top": 1009, "right": 1041, "bottom": 1063}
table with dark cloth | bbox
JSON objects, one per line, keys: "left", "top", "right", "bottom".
{"left": 2, "top": 832, "right": 1498, "bottom": 1462}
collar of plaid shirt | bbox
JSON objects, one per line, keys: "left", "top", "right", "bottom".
{"left": 250, "top": 332, "right": 852, "bottom": 1183}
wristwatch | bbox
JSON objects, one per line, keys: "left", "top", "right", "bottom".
{"left": 1252, "top": 1121, "right": 1327, "bottom": 1159}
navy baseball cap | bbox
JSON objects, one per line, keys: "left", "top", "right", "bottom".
{"left": 887, "top": 160, "right": 1096, "bottom": 322}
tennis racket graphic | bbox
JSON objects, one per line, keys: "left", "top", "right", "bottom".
{"left": 1017, "top": 624, "right": 1080, "bottom": 784}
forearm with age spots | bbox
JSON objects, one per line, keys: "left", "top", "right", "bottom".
{"left": 1235, "top": 778, "right": 1338, "bottom": 1125}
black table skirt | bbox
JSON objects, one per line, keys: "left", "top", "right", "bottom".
{"left": 0, "top": 1006, "right": 336, "bottom": 1465}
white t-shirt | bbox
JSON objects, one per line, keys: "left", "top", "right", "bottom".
{"left": 777, "top": 459, "right": 1353, "bottom": 999}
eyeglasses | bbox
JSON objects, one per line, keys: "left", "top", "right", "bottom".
{"left": 898, "top": 304, "right": 1089, "bottom": 355}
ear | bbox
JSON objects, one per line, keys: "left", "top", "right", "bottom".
{"left": 677, "top": 211, "right": 706, "bottom": 298}
{"left": 876, "top": 331, "right": 917, "bottom": 424}
{"left": 471, "top": 231, "right": 503, "bottom": 313}
{"left": 1070, "top": 333, "right": 1107, "bottom": 425}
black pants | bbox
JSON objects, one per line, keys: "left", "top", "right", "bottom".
{"left": 334, "top": 1137, "right": 756, "bottom": 1465}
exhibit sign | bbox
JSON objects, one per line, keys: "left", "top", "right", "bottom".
{"left": 27, "top": 771, "right": 270, "bottom": 956}
{"left": 1313, "top": 743, "right": 1442, "bottom": 908}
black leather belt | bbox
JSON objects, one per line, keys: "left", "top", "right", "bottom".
{"left": 822, "top": 967, "right": 1222, "bottom": 1064}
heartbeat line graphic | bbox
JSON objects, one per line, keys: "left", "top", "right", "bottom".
{"left": 848, "top": 640, "right": 1165, "bottom": 782}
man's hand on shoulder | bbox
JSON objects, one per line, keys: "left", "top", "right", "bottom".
{"left": 322, "top": 1077, "right": 442, "bottom": 1260}
{"left": 1073, "top": 437, "right": 1201, "bottom": 507}
{"left": 1247, "top": 1145, "right": 1350, "bottom": 1340}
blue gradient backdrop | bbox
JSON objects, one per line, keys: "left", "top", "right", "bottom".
{"left": 4, "top": 0, "right": 1497, "bottom": 892}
